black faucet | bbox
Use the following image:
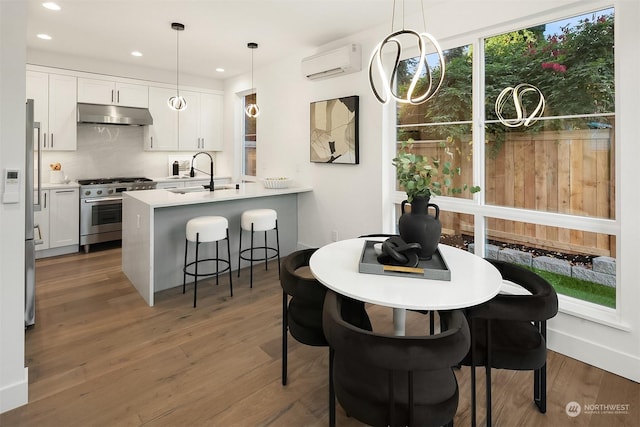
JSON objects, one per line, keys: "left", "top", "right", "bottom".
{"left": 190, "top": 152, "right": 215, "bottom": 191}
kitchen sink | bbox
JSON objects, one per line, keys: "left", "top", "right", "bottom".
{"left": 167, "top": 186, "right": 209, "bottom": 194}
{"left": 167, "top": 184, "right": 239, "bottom": 194}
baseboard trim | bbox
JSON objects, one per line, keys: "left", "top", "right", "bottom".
{"left": 0, "top": 367, "right": 28, "bottom": 414}
{"left": 548, "top": 328, "right": 640, "bottom": 383}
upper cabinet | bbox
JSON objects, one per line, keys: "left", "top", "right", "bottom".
{"left": 177, "top": 90, "right": 201, "bottom": 151}
{"left": 145, "top": 86, "right": 178, "bottom": 151}
{"left": 78, "top": 77, "right": 149, "bottom": 108}
{"left": 145, "top": 87, "right": 223, "bottom": 152}
{"left": 26, "top": 71, "right": 77, "bottom": 151}
{"left": 199, "top": 92, "right": 223, "bottom": 151}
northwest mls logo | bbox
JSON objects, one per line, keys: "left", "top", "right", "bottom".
{"left": 565, "top": 401, "right": 581, "bottom": 417}
{"left": 566, "top": 401, "right": 631, "bottom": 417}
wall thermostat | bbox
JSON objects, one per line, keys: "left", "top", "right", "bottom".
{"left": 2, "top": 168, "right": 20, "bottom": 204}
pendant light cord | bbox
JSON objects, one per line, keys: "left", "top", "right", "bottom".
{"left": 391, "top": 0, "right": 428, "bottom": 33}
{"left": 391, "top": 0, "right": 396, "bottom": 32}
{"left": 251, "top": 47, "right": 255, "bottom": 95}
{"left": 176, "top": 29, "right": 180, "bottom": 98}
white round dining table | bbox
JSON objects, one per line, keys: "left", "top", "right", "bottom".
{"left": 309, "top": 237, "right": 503, "bottom": 335}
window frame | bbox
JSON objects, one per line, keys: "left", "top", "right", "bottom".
{"left": 389, "top": 4, "right": 623, "bottom": 327}
{"left": 240, "top": 91, "right": 257, "bottom": 181}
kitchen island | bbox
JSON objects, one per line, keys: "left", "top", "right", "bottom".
{"left": 122, "top": 183, "right": 312, "bottom": 306}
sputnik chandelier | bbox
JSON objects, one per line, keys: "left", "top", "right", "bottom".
{"left": 369, "top": 0, "right": 445, "bottom": 105}
{"left": 494, "top": 84, "right": 546, "bottom": 128}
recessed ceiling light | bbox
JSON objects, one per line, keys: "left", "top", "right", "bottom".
{"left": 42, "top": 2, "right": 61, "bottom": 11}
{"left": 37, "top": 34, "right": 52, "bottom": 40}
{"left": 131, "top": 51, "right": 143, "bottom": 57}
{"left": 215, "top": 68, "right": 225, "bottom": 73}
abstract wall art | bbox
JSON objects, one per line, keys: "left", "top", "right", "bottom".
{"left": 310, "top": 95, "right": 359, "bottom": 164}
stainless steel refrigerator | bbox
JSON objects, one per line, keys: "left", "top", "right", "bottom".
{"left": 25, "top": 98, "right": 41, "bottom": 327}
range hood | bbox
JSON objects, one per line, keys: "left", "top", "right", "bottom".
{"left": 77, "top": 103, "right": 153, "bottom": 126}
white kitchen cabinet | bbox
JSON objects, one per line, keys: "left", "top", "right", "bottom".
{"left": 49, "top": 188, "right": 80, "bottom": 248}
{"left": 145, "top": 87, "right": 179, "bottom": 151}
{"left": 199, "top": 92, "right": 223, "bottom": 151}
{"left": 177, "top": 91, "right": 223, "bottom": 151}
{"left": 26, "top": 71, "right": 77, "bottom": 151}
{"left": 177, "top": 90, "right": 201, "bottom": 151}
{"left": 145, "top": 87, "right": 223, "bottom": 152}
{"left": 34, "top": 188, "right": 79, "bottom": 256}
{"left": 34, "top": 190, "right": 50, "bottom": 251}
{"left": 78, "top": 77, "right": 149, "bottom": 108}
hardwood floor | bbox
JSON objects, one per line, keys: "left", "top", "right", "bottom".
{"left": 2, "top": 245, "right": 638, "bottom": 426}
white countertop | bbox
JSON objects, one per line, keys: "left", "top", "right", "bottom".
{"left": 40, "top": 182, "right": 80, "bottom": 190}
{"left": 123, "top": 182, "right": 312, "bottom": 208}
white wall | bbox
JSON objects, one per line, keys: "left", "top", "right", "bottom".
{"left": 223, "top": 27, "right": 389, "bottom": 247}
{"left": 223, "top": 0, "right": 640, "bottom": 383}
{"left": 0, "top": 0, "right": 29, "bottom": 413}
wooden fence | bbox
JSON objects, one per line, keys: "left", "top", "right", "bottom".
{"left": 407, "top": 127, "right": 615, "bottom": 256}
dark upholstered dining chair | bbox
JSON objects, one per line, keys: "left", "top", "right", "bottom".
{"left": 459, "top": 259, "right": 559, "bottom": 427}
{"left": 323, "top": 290, "right": 470, "bottom": 427}
{"left": 280, "top": 249, "right": 371, "bottom": 426}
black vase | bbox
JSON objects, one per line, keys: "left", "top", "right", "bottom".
{"left": 398, "top": 196, "right": 442, "bottom": 260}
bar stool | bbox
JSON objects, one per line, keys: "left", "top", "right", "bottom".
{"left": 183, "top": 216, "right": 233, "bottom": 307}
{"left": 238, "top": 208, "right": 280, "bottom": 288}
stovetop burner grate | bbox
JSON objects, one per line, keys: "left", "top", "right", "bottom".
{"left": 78, "top": 177, "right": 153, "bottom": 186}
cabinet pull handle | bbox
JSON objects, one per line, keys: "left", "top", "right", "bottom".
{"left": 150, "top": 136, "right": 153, "bottom": 148}
{"left": 54, "top": 190, "right": 75, "bottom": 194}
{"left": 50, "top": 133, "right": 54, "bottom": 148}
{"left": 43, "top": 133, "right": 47, "bottom": 148}
{"left": 201, "top": 138, "right": 205, "bottom": 148}
{"left": 117, "top": 90, "right": 120, "bottom": 103}
{"left": 43, "top": 192, "right": 47, "bottom": 209}
{"left": 111, "top": 89, "right": 115, "bottom": 103}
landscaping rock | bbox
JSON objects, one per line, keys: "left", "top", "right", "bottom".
{"left": 467, "top": 243, "right": 499, "bottom": 259}
{"left": 532, "top": 256, "right": 571, "bottom": 276}
{"left": 572, "top": 265, "right": 616, "bottom": 288}
{"left": 593, "top": 256, "right": 616, "bottom": 275}
{"left": 498, "top": 248, "right": 532, "bottom": 267}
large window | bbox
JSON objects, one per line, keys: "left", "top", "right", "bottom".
{"left": 242, "top": 93, "right": 257, "bottom": 177}
{"left": 394, "top": 8, "right": 616, "bottom": 308}
{"left": 396, "top": 46, "right": 476, "bottom": 246}
{"left": 484, "top": 10, "right": 615, "bottom": 219}
{"left": 396, "top": 45, "right": 474, "bottom": 201}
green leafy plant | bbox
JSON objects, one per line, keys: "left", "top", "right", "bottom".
{"left": 392, "top": 139, "right": 480, "bottom": 202}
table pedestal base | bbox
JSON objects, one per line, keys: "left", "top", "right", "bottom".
{"left": 393, "top": 308, "right": 406, "bottom": 336}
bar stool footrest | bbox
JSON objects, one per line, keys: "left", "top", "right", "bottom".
{"left": 239, "top": 247, "right": 279, "bottom": 263}
{"left": 184, "top": 258, "right": 232, "bottom": 278}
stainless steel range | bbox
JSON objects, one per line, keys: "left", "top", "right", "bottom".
{"left": 79, "top": 177, "right": 156, "bottom": 252}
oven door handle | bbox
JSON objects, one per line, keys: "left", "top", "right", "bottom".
{"left": 83, "top": 197, "right": 123, "bottom": 203}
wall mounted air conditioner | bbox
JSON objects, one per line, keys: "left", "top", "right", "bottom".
{"left": 302, "top": 44, "right": 362, "bottom": 81}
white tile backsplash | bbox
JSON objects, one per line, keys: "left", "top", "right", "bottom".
{"left": 40, "top": 124, "right": 216, "bottom": 182}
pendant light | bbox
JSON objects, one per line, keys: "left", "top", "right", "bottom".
{"left": 245, "top": 42, "right": 260, "bottom": 118}
{"left": 168, "top": 22, "right": 187, "bottom": 111}
{"left": 369, "top": 0, "right": 445, "bottom": 105}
